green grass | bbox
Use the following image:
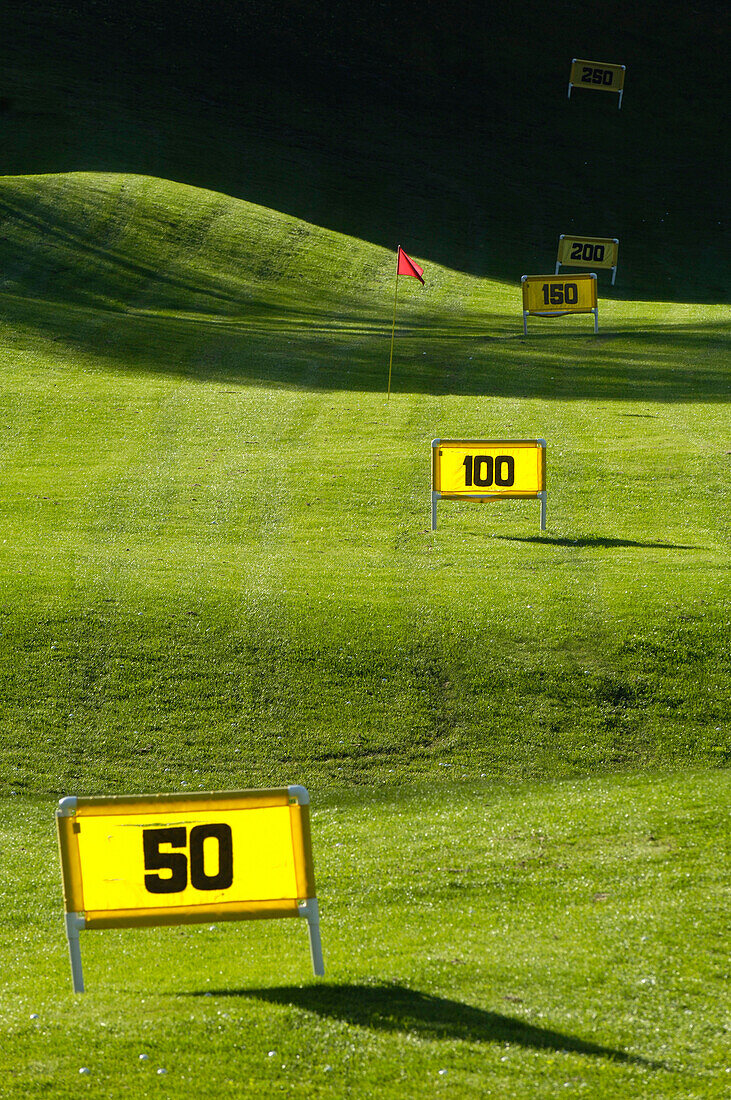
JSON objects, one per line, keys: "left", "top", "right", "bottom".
{"left": 2, "top": 770, "right": 728, "bottom": 1098}
{"left": 1, "top": 4, "right": 729, "bottom": 1095}
{"left": 0, "top": 173, "right": 728, "bottom": 795}
{"left": 0, "top": 169, "right": 727, "bottom": 1097}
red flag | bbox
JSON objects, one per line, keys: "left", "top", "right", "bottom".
{"left": 397, "top": 246, "right": 424, "bottom": 284}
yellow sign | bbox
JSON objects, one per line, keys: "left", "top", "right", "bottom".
{"left": 556, "top": 236, "right": 619, "bottom": 283}
{"left": 431, "top": 439, "right": 547, "bottom": 531}
{"left": 521, "top": 274, "right": 598, "bottom": 333}
{"left": 568, "top": 59, "right": 626, "bottom": 106}
{"left": 56, "top": 786, "right": 323, "bottom": 990}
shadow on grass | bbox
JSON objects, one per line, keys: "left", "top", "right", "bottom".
{"left": 2, "top": 292, "right": 729, "bottom": 402}
{"left": 493, "top": 535, "right": 699, "bottom": 550}
{"left": 193, "top": 982, "right": 660, "bottom": 1066}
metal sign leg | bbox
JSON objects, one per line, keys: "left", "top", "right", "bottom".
{"left": 299, "top": 899, "right": 324, "bottom": 976}
{"left": 540, "top": 492, "right": 547, "bottom": 532}
{"left": 431, "top": 492, "right": 438, "bottom": 531}
{"left": 65, "top": 913, "right": 85, "bottom": 993}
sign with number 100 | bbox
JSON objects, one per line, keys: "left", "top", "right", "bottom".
{"left": 433, "top": 441, "right": 545, "bottom": 497}
{"left": 431, "top": 439, "right": 547, "bottom": 531}
{"left": 57, "top": 786, "right": 324, "bottom": 990}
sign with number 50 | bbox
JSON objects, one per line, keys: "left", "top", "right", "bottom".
{"left": 56, "top": 786, "right": 323, "bottom": 991}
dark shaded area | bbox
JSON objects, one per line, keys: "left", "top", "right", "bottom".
{"left": 0, "top": 188, "right": 246, "bottom": 310}
{"left": 195, "top": 982, "right": 660, "bottom": 1066}
{"left": 2, "top": 294, "right": 728, "bottom": 402}
{"left": 493, "top": 536, "right": 700, "bottom": 549}
{"left": 0, "top": 0, "right": 728, "bottom": 301}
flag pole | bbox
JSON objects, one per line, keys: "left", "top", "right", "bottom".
{"left": 387, "top": 250, "right": 400, "bottom": 400}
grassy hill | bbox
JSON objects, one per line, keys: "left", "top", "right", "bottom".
{"left": 4, "top": 771, "right": 729, "bottom": 1098}
{"left": 0, "top": 5, "right": 729, "bottom": 1096}
{"left": 0, "top": 171, "right": 728, "bottom": 797}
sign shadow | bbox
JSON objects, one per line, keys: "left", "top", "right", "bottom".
{"left": 191, "top": 982, "right": 662, "bottom": 1067}
{"left": 492, "top": 535, "right": 699, "bottom": 550}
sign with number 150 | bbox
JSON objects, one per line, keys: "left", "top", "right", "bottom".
{"left": 521, "top": 273, "right": 599, "bottom": 334}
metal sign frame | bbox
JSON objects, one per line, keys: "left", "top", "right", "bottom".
{"left": 567, "top": 58, "right": 626, "bottom": 108}
{"left": 521, "top": 273, "right": 598, "bottom": 334}
{"left": 555, "top": 235, "right": 619, "bottom": 285}
{"left": 56, "top": 785, "right": 324, "bottom": 992}
{"left": 431, "top": 438, "right": 547, "bottom": 531}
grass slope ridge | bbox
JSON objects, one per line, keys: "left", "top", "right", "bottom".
{"left": 0, "top": 172, "right": 725, "bottom": 394}
{"left": 0, "top": 172, "right": 728, "bottom": 796}
{"left": 0, "top": 172, "right": 425, "bottom": 317}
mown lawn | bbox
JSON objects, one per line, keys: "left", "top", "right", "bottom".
{"left": 0, "top": 177, "right": 729, "bottom": 795}
{"left": 0, "top": 5, "right": 728, "bottom": 1099}
{"left": 2, "top": 770, "right": 728, "bottom": 1099}
{"left": 0, "top": 174, "right": 728, "bottom": 1099}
